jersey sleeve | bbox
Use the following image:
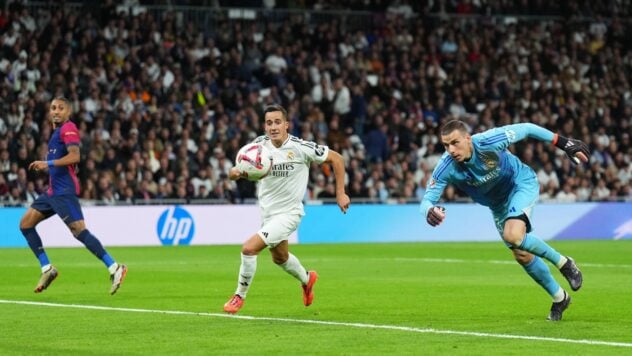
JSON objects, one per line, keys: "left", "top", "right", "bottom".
{"left": 295, "top": 138, "right": 329, "bottom": 164}
{"left": 475, "top": 123, "right": 554, "bottom": 151}
{"left": 419, "top": 153, "right": 453, "bottom": 217}
{"left": 60, "top": 121, "right": 80, "bottom": 146}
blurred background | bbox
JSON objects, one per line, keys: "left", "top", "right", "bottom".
{"left": 0, "top": 0, "right": 630, "bottom": 208}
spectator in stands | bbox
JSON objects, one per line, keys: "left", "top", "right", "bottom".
{"left": 537, "top": 161, "right": 560, "bottom": 191}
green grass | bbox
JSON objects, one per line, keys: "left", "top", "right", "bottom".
{"left": 1, "top": 241, "right": 631, "bottom": 355}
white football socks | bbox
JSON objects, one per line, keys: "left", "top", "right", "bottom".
{"left": 108, "top": 262, "right": 119, "bottom": 275}
{"left": 41, "top": 264, "right": 51, "bottom": 273}
{"left": 280, "top": 253, "right": 309, "bottom": 284}
{"left": 236, "top": 254, "right": 257, "bottom": 298}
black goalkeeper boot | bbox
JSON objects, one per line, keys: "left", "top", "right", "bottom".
{"left": 547, "top": 291, "right": 571, "bottom": 321}
{"left": 560, "top": 257, "right": 583, "bottom": 291}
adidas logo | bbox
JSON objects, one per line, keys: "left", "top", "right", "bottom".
{"left": 261, "top": 232, "right": 269, "bottom": 238}
{"left": 509, "top": 207, "right": 516, "bottom": 213}
{"left": 239, "top": 274, "right": 250, "bottom": 286}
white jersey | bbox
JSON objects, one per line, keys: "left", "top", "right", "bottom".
{"left": 254, "top": 135, "right": 329, "bottom": 218}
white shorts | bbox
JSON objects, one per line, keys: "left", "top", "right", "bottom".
{"left": 257, "top": 214, "right": 301, "bottom": 248}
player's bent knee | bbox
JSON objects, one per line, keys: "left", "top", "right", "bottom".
{"left": 68, "top": 220, "right": 86, "bottom": 237}
{"left": 71, "top": 227, "right": 86, "bottom": 239}
{"left": 19, "top": 209, "right": 42, "bottom": 230}
{"left": 241, "top": 246, "right": 259, "bottom": 256}
{"left": 502, "top": 232, "right": 522, "bottom": 247}
{"left": 271, "top": 255, "right": 288, "bottom": 265}
{"left": 19, "top": 219, "right": 33, "bottom": 230}
{"left": 18, "top": 215, "right": 28, "bottom": 229}
{"left": 502, "top": 224, "right": 526, "bottom": 247}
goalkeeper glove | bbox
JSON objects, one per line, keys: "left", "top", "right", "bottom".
{"left": 553, "top": 134, "right": 590, "bottom": 164}
{"left": 427, "top": 206, "right": 446, "bottom": 227}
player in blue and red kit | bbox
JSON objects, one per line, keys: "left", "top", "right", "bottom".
{"left": 420, "top": 120, "right": 589, "bottom": 321}
{"left": 19, "top": 97, "right": 127, "bottom": 295}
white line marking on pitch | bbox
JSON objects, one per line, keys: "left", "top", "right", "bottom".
{"left": 1, "top": 299, "right": 631, "bottom": 348}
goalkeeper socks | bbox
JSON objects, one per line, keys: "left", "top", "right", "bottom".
{"left": 279, "top": 253, "right": 309, "bottom": 284}
{"left": 21, "top": 228, "right": 50, "bottom": 268}
{"left": 556, "top": 256, "right": 568, "bottom": 269}
{"left": 76, "top": 230, "right": 115, "bottom": 267}
{"left": 236, "top": 253, "right": 257, "bottom": 298}
{"left": 552, "top": 287, "right": 566, "bottom": 303}
{"left": 522, "top": 256, "right": 560, "bottom": 296}
{"left": 518, "top": 234, "right": 562, "bottom": 266}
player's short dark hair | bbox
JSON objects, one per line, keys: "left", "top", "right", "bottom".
{"left": 52, "top": 96, "right": 71, "bottom": 105}
{"left": 51, "top": 96, "right": 72, "bottom": 112}
{"left": 440, "top": 120, "right": 469, "bottom": 136}
{"left": 263, "top": 104, "right": 288, "bottom": 121}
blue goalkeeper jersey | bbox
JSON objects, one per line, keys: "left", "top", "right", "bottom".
{"left": 420, "top": 123, "right": 555, "bottom": 217}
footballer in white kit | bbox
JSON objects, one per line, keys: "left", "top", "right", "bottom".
{"left": 223, "top": 104, "right": 350, "bottom": 314}
{"left": 254, "top": 134, "right": 328, "bottom": 246}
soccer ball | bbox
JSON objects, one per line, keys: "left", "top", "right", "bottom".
{"left": 235, "top": 143, "right": 273, "bottom": 181}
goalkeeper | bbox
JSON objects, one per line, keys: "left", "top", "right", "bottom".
{"left": 420, "top": 120, "right": 589, "bottom": 321}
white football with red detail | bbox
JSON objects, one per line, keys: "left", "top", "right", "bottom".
{"left": 235, "top": 143, "right": 273, "bottom": 181}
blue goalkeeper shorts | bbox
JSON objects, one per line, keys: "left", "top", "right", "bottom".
{"left": 490, "top": 173, "right": 539, "bottom": 245}
{"left": 31, "top": 194, "right": 84, "bottom": 224}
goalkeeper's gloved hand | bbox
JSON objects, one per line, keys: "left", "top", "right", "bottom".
{"left": 553, "top": 134, "right": 590, "bottom": 164}
{"left": 427, "top": 206, "right": 446, "bottom": 227}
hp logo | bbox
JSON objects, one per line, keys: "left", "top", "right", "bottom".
{"left": 156, "top": 206, "right": 195, "bottom": 245}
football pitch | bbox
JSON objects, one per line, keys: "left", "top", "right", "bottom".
{"left": 1, "top": 241, "right": 631, "bottom": 355}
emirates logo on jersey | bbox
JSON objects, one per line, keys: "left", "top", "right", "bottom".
{"left": 468, "top": 169, "right": 500, "bottom": 187}
{"left": 269, "top": 163, "right": 295, "bottom": 177}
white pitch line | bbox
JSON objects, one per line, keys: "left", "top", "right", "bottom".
{"left": 1, "top": 299, "right": 631, "bottom": 348}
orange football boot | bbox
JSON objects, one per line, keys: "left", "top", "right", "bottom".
{"left": 224, "top": 294, "right": 244, "bottom": 314}
{"left": 302, "top": 271, "right": 318, "bottom": 306}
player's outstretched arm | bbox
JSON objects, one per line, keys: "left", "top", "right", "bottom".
{"left": 552, "top": 134, "right": 591, "bottom": 164}
{"left": 324, "top": 149, "right": 350, "bottom": 214}
{"left": 503, "top": 124, "right": 590, "bottom": 164}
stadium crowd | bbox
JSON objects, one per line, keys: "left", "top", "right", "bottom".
{"left": 0, "top": 0, "right": 630, "bottom": 206}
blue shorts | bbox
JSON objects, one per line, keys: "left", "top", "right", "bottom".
{"left": 31, "top": 194, "right": 84, "bottom": 224}
{"left": 490, "top": 173, "right": 539, "bottom": 243}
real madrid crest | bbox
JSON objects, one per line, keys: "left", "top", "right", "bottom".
{"left": 484, "top": 158, "right": 497, "bottom": 169}
{"left": 479, "top": 151, "right": 498, "bottom": 169}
